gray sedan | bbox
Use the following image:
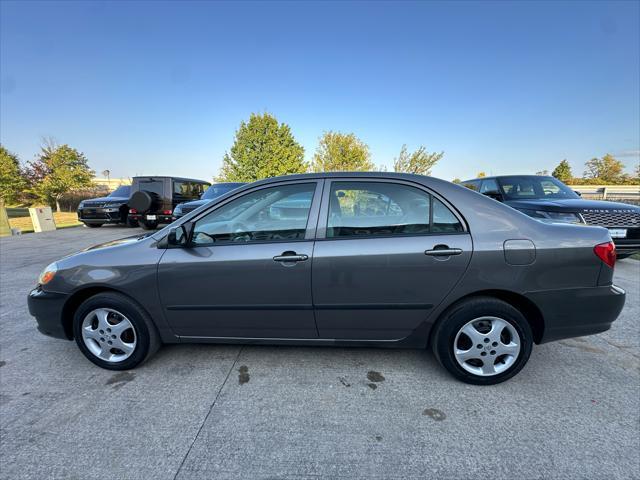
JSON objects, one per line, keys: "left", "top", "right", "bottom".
{"left": 28, "top": 172, "right": 626, "bottom": 384}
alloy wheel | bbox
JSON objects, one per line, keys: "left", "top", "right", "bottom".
{"left": 81, "top": 308, "right": 137, "bottom": 363}
{"left": 453, "top": 316, "right": 521, "bottom": 376}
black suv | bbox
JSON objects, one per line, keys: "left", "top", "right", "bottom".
{"left": 462, "top": 175, "right": 640, "bottom": 258}
{"left": 77, "top": 185, "right": 135, "bottom": 228}
{"left": 128, "top": 176, "right": 211, "bottom": 230}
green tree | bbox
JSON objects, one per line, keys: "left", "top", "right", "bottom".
{"left": 28, "top": 143, "right": 94, "bottom": 211}
{"left": 584, "top": 154, "right": 625, "bottom": 183}
{"left": 476, "top": 171, "right": 486, "bottom": 178}
{"left": 311, "top": 131, "right": 373, "bottom": 172}
{"left": 392, "top": 145, "right": 443, "bottom": 175}
{"left": 0, "top": 145, "right": 27, "bottom": 204}
{"left": 552, "top": 159, "right": 573, "bottom": 183}
{"left": 451, "top": 178, "right": 462, "bottom": 184}
{"left": 218, "top": 113, "right": 306, "bottom": 182}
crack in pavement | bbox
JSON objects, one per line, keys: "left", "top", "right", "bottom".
{"left": 171, "top": 346, "right": 244, "bottom": 480}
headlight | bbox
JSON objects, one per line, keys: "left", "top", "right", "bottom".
{"left": 38, "top": 262, "right": 58, "bottom": 285}
{"left": 518, "top": 209, "right": 584, "bottom": 224}
{"left": 78, "top": 201, "right": 85, "bottom": 208}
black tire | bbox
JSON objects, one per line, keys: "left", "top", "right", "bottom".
{"left": 139, "top": 220, "right": 158, "bottom": 230}
{"left": 430, "top": 296, "right": 533, "bottom": 385}
{"left": 72, "top": 292, "right": 161, "bottom": 370}
{"left": 85, "top": 223, "right": 103, "bottom": 228}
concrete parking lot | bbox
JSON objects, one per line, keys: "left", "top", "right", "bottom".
{"left": 1, "top": 225, "right": 638, "bottom": 479}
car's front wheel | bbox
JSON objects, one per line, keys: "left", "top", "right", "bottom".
{"left": 430, "top": 297, "right": 533, "bottom": 385}
{"left": 84, "top": 223, "right": 103, "bottom": 228}
{"left": 72, "top": 292, "right": 160, "bottom": 370}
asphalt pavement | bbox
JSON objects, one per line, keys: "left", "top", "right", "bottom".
{"left": 1, "top": 225, "right": 638, "bottom": 479}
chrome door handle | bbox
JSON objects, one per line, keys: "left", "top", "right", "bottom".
{"left": 425, "top": 247, "right": 463, "bottom": 256}
{"left": 273, "top": 253, "right": 309, "bottom": 262}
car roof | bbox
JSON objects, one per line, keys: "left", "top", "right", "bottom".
{"left": 133, "top": 176, "right": 211, "bottom": 184}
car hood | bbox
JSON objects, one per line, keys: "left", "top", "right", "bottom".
{"left": 82, "top": 195, "right": 130, "bottom": 203}
{"left": 179, "top": 199, "right": 208, "bottom": 209}
{"left": 83, "top": 233, "right": 153, "bottom": 252}
{"left": 504, "top": 198, "right": 640, "bottom": 212}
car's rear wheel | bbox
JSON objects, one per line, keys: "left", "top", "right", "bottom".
{"left": 431, "top": 297, "right": 533, "bottom": 385}
{"left": 72, "top": 292, "right": 160, "bottom": 370}
{"left": 139, "top": 220, "right": 158, "bottom": 230}
{"left": 85, "top": 223, "right": 103, "bottom": 228}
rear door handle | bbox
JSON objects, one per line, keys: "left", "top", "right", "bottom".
{"left": 425, "top": 247, "right": 463, "bottom": 256}
{"left": 273, "top": 252, "right": 309, "bottom": 262}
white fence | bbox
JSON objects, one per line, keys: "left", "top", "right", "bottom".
{"left": 569, "top": 185, "right": 640, "bottom": 205}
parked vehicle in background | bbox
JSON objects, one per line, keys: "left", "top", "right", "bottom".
{"left": 77, "top": 185, "right": 135, "bottom": 228}
{"left": 28, "top": 173, "right": 626, "bottom": 385}
{"left": 128, "top": 176, "right": 211, "bottom": 230}
{"left": 462, "top": 175, "right": 640, "bottom": 258}
{"left": 173, "top": 182, "right": 245, "bottom": 219}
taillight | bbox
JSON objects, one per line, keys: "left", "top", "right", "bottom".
{"left": 162, "top": 210, "right": 172, "bottom": 215}
{"left": 594, "top": 241, "right": 616, "bottom": 268}
{"left": 129, "top": 208, "right": 137, "bottom": 214}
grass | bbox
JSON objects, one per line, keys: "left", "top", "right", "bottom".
{"left": 9, "top": 212, "right": 82, "bottom": 233}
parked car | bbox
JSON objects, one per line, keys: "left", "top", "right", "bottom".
{"left": 127, "top": 176, "right": 211, "bottom": 230}
{"left": 77, "top": 185, "right": 136, "bottom": 228}
{"left": 28, "top": 172, "right": 626, "bottom": 385}
{"left": 173, "top": 182, "right": 245, "bottom": 219}
{"left": 462, "top": 175, "right": 640, "bottom": 258}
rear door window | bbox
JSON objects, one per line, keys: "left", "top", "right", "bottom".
{"left": 326, "top": 181, "right": 463, "bottom": 238}
{"left": 138, "top": 179, "right": 164, "bottom": 196}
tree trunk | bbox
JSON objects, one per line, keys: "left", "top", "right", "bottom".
{"left": 55, "top": 197, "right": 61, "bottom": 213}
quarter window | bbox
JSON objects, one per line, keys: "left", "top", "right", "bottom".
{"left": 326, "top": 182, "right": 462, "bottom": 238}
{"left": 191, "top": 183, "right": 315, "bottom": 246}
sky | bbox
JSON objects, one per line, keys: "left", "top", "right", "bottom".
{"left": 1, "top": 0, "right": 639, "bottom": 182}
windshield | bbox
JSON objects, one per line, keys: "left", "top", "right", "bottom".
{"left": 497, "top": 176, "right": 579, "bottom": 200}
{"left": 109, "top": 185, "right": 131, "bottom": 197}
{"left": 201, "top": 183, "right": 245, "bottom": 200}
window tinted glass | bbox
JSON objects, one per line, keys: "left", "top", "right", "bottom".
{"left": 433, "top": 198, "right": 464, "bottom": 233}
{"left": 497, "top": 176, "right": 579, "bottom": 200}
{"left": 109, "top": 185, "right": 130, "bottom": 197}
{"left": 138, "top": 180, "right": 163, "bottom": 196}
{"left": 462, "top": 181, "right": 480, "bottom": 191}
{"left": 480, "top": 179, "right": 499, "bottom": 193}
{"left": 327, "top": 182, "right": 430, "bottom": 238}
{"left": 201, "top": 183, "right": 245, "bottom": 200}
{"left": 192, "top": 183, "right": 315, "bottom": 245}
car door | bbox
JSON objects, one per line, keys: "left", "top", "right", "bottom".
{"left": 312, "top": 179, "right": 472, "bottom": 340}
{"left": 158, "top": 180, "right": 322, "bottom": 338}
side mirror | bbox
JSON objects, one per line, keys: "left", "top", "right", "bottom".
{"left": 167, "top": 222, "right": 194, "bottom": 247}
{"left": 574, "top": 190, "right": 582, "bottom": 197}
{"left": 482, "top": 191, "right": 503, "bottom": 202}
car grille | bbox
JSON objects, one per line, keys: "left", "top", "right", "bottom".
{"left": 580, "top": 209, "right": 640, "bottom": 228}
{"left": 83, "top": 202, "right": 106, "bottom": 208}
{"left": 181, "top": 205, "right": 198, "bottom": 214}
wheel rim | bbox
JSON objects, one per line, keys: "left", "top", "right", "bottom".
{"left": 81, "top": 308, "right": 137, "bottom": 363}
{"left": 453, "top": 316, "right": 521, "bottom": 377}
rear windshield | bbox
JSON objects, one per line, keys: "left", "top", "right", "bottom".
{"left": 137, "top": 180, "right": 164, "bottom": 196}
{"left": 109, "top": 185, "right": 130, "bottom": 197}
{"left": 497, "top": 176, "right": 579, "bottom": 200}
{"left": 201, "top": 183, "right": 245, "bottom": 200}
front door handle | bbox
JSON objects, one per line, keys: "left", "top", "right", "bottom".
{"left": 273, "top": 252, "right": 309, "bottom": 263}
{"left": 425, "top": 245, "right": 463, "bottom": 256}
